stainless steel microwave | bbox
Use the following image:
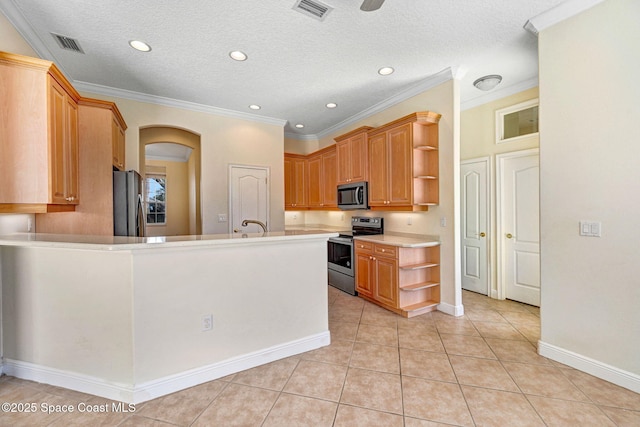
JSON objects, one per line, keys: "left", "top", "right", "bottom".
{"left": 337, "top": 181, "right": 368, "bottom": 210}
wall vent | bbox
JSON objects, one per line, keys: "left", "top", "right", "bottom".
{"left": 292, "top": 0, "right": 333, "bottom": 21}
{"left": 51, "top": 33, "right": 85, "bottom": 54}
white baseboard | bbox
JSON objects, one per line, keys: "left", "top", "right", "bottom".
{"left": 538, "top": 340, "right": 640, "bottom": 394}
{"left": 3, "top": 331, "right": 330, "bottom": 404}
{"left": 438, "top": 302, "right": 465, "bottom": 317}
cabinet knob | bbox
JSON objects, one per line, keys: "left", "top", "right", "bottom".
{"left": 479, "top": 232, "right": 486, "bottom": 237}
{"left": 506, "top": 233, "right": 513, "bottom": 239}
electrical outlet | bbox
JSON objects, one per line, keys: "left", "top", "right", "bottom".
{"left": 407, "top": 216, "right": 412, "bottom": 226}
{"left": 27, "top": 218, "right": 33, "bottom": 232}
{"left": 440, "top": 217, "right": 447, "bottom": 227}
{"left": 202, "top": 314, "right": 213, "bottom": 331}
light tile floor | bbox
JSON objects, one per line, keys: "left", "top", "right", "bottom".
{"left": 1, "top": 287, "right": 639, "bottom": 426}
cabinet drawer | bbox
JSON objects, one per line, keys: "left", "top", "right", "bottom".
{"left": 374, "top": 244, "right": 398, "bottom": 258}
{"left": 354, "top": 241, "right": 374, "bottom": 253}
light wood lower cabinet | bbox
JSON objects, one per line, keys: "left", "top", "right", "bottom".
{"left": 355, "top": 240, "right": 440, "bottom": 317}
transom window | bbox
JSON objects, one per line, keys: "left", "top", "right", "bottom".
{"left": 496, "top": 99, "right": 539, "bottom": 144}
{"left": 145, "top": 174, "right": 166, "bottom": 225}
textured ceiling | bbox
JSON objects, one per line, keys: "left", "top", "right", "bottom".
{"left": 1, "top": 0, "right": 569, "bottom": 138}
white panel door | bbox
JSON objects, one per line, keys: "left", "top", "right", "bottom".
{"left": 230, "top": 165, "right": 269, "bottom": 233}
{"left": 461, "top": 158, "right": 489, "bottom": 295}
{"left": 499, "top": 150, "right": 540, "bottom": 306}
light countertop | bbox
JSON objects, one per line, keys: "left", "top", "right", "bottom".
{"left": 0, "top": 230, "right": 338, "bottom": 251}
{"left": 353, "top": 233, "right": 440, "bottom": 248}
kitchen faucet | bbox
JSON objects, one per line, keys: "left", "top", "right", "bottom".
{"left": 241, "top": 219, "right": 267, "bottom": 232}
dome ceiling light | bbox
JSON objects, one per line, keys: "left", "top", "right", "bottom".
{"left": 473, "top": 74, "right": 502, "bottom": 91}
{"left": 378, "top": 67, "right": 394, "bottom": 76}
{"left": 229, "top": 51, "right": 248, "bottom": 61}
{"left": 129, "top": 40, "right": 151, "bottom": 52}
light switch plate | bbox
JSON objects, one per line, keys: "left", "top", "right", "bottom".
{"left": 579, "top": 221, "right": 601, "bottom": 237}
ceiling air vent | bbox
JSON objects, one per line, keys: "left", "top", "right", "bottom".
{"left": 292, "top": 0, "right": 333, "bottom": 21}
{"left": 51, "top": 33, "right": 85, "bottom": 54}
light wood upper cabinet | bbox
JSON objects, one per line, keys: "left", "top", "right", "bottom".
{"left": 306, "top": 145, "right": 337, "bottom": 209}
{"left": 112, "top": 116, "right": 126, "bottom": 170}
{"left": 284, "top": 154, "right": 307, "bottom": 209}
{"left": 335, "top": 126, "right": 372, "bottom": 185}
{"left": 367, "top": 112, "right": 441, "bottom": 211}
{"left": 0, "top": 52, "right": 81, "bottom": 213}
{"left": 36, "top": 98, "right": 128, "bottom": 235}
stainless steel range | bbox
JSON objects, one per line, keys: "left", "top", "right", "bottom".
{"left": 328, "top": 216, "right": 383, "bottom": 295}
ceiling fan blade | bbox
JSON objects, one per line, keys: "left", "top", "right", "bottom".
{"left": 360, "top": 0, "right": 385, "bottom": 12}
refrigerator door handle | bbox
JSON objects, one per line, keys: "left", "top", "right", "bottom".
{"left": 137, "top": 194, "right": 146, "bottom": 237}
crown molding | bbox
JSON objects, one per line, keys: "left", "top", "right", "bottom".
{"left": 524, "top": 0, "right": 606, "bottom": 35}
{"left": 461, "top": 76, "right": 538, "bottom": 111}
{"left": 291, "top": 68, "right": 453, "bottom": 141}
{"left": 74, "top": 81, "right": 287, "bottom": 128}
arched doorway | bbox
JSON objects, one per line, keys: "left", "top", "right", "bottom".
{"left": 139, "top": 127, "right": 202, "bottom": 235}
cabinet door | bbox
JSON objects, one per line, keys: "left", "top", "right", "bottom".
{"left": 307, "top": 155, "right": 322, "bottom": 207}
{"left": 49, "top": 79, "right": 67, "bottom": 204}
{"left": 66, "top": 96, "right": 79, "bottom": 203}
{"left": 336, "top": 139, "right": 351, "bottom": 185}
{"left": 349, "top": 133, "right": 368, "bottom": 183}
{"left": 293, "top": 158, "right": 307, "bottom": 207}
{"left": 387, "top": 123, "right": 412, "bottom": 205}
{"left": 355, "top": 252, "right": 374, "bottom": 297}
{"left": 368, "top": 133, "right": 388, "bottom": 206}
{"left": 49, "top": 77, "right": 79, "bottom": 205}
{"left": 284, "top": 157, "right": 293, "bottom": 207}
{"left": 112, "top": 117, "right": 125, "bottom": 170}
{"left": 375, "top": 256, "right": 398, "bottom": 308}
{"left": 322, "top": 150, "right": 337, "bottom": 207}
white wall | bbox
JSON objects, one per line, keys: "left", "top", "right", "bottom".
{"left": 538, "top": 0, "right": 640, "bottom": 390}
{"left": 286, "top": 80, "right": 462, "bottom": 314}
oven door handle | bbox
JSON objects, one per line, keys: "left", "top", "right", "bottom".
{"left": 328, "top": 236, "right": 353, "bottom": 245}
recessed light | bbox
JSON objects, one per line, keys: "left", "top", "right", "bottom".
{"left": 326, "top": 102, "right": 337, "bottom": 109}
{"left": 295, "top": 124, "right": 304, "bottom": 129}
{"left": 129, "top": 40, "right": 151, "bottom": 52}
{"left": 249, "top": 104, "right": 261, "bottom": 110}
{"left": 378, "top": 67, "right": 394, "bottom": 76}
{"left": 229, "top": 51, "right": 248, "bottom": 61}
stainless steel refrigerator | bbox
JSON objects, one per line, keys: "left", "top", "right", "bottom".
{"left": 113, "top": 170, "right": 146, "bottom": 237}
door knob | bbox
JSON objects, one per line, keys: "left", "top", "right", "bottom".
{"left": 506, "top": 233, "right": 513, "bottom": 239}
{"left": 479, "top": 232, "right": 486, "bottom": 237}
{"left": 233, "top": 228, "right": 240, "bottom": 233}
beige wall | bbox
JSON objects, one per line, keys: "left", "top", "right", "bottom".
{"left": 286, "top": 80, "right": 462, "bottom": 314}
{"left": 140, "top": 127, "right": 202, "bottom": 235}
{"left": 146, "top": 160, "right": 190, "bottom": 236}
{"left": 538, "top": 0, "right": 640, "bottom": 389}
{"left": 0, "top": 13, "right": 37, "bottom": 235}
{"left": 459, "top": 88, "right": 540, "bottom": 296}
{"left": 460, "top": 87, "right": 539, "bottom": 161}
{"left": 0, "top": 13, "right": 36, "bottom": 57}
{"left": 86, "top": 95, "right": 285, "bottom": 234}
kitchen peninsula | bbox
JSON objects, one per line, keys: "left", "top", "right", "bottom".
{"left": 0, "top": 230, "right": 336, "bottom": 404}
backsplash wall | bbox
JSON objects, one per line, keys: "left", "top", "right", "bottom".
{"left": 285, "top": 210, "right": 445, "bottom": 237}
{"left": 0, "top": 214, "right": 33, "bottom": 234}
